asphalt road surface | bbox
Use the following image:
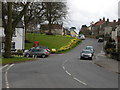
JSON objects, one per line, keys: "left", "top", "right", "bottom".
{"left": 2, "top": 38, "right": 118, "bottom": 88}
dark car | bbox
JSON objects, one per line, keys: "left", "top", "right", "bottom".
{"left": 98, "top": 38, "right": 104, "bottom": 42}
{"left": 80, "top": 50, "right": 93, "bottom": 60}
{"left": 24, "top": 48, "right": 50, "bottom": 58}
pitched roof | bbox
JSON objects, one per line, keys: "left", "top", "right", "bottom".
{"left": 94, "top": 20, "right": 105, "bottom": 26}
{"left": 0, "top": 18, "right": 24, "bottom": 28}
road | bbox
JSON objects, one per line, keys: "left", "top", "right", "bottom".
{"left": 2, "top": 38, "right": 118, "bottom": 88}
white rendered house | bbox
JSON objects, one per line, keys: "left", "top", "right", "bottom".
{"left": 0, "top": 18, "right": 25, "bottom": 52}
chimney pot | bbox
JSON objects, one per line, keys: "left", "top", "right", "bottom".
{"left": 107, "top": 19, "right": 109, "bottom": 22}
{"left": 113, "top": 20, "right": 116, "bottom": 23}
{"left": 99, "top": 19, "right": 102, "bottom": 21}
{"left": 103, "top": 17, "right": 105, "bottom": 21}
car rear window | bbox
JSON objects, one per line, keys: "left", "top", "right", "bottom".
{"left": 82, "top": 50, "right": 91, "bottom": 53}
{"left": 32, "top": 49, "right": 43, "bottom": 52}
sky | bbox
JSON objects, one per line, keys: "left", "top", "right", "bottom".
{"left": 63, "top": 0, "right": 120, "bottom": 33}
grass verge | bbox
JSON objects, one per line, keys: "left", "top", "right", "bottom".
{"left": 1, "top": 56, "right": 33, "bottom": 65}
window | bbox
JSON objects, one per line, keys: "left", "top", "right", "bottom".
{"left": 1, "top": 42, "right": 4, "bottom": 49}
{"left": 13, "top": 30, "right": 16, "bottom": 37}
{"left": 11, "top": 42, "right": 15, "bottom": 50}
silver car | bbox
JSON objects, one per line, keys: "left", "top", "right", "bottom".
{"left": 85, "top": 46, "right": 94, "bottom": 55}
{"left": 80, "top": 50, "right": 93, "bottom": 60}
{"left": 24, "top": 48, "right": 50, "bottom": 58}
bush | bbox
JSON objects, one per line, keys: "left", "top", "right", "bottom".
{"left": 111, "top": 52, "right": 119, "bottom": 60}
{"left": 11, "top": 50, "right": 23, "bottom": 56}
{"left": 105, "top": 48, "right": 116, "bottom": 54}
{"left": 57, "top": 38, "right": 81, "bottom": 52}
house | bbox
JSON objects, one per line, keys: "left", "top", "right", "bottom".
{"left": 63, "top": 28, "right": 71, "bottom": 35}
{"left": 91, "top": 18, "right": 118, "bottom": 38}
{"left": 0, "top": 17, "right": 25, "bottom": 52}
{"left": 112, "top": 24, "right": 120, "bottom": 51}
{"left": 26, "top": 20, "right": 39, "bottom": 33}
{"left": 79, "top": 25, "right": 91, "bottom": 36}
{"left": 92, "top": 17, "right": 106, "bottom": 37}
{"left": 116, "top": 25, "right": 120, "bottom": 51}
{"left": 70, "top": 27, "right": 78, "bottom": 37}
{"left": 104, "top": 26, "right": 112, "bottom": 35}
{"left": 40, "top": 24, "right": 64, "bottom": 35}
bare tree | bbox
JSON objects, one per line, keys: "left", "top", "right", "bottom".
{"left": 43, "top": 2, "right": 67, "bottom": 34}
{"left": 2, "top": 2, "right": 30, "bottom": 58}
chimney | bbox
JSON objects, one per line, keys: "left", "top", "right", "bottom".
{"left": 113, "top": 20, "right": 116, "bottom": 23}
{"left": 103, "top": 17, "right": 105, "bottom": 21}
{"left": 107, "top": 18, "right": 109, "bottom": 22}
{"left": 99, "top": 19, "right": 102, "bottom": 21}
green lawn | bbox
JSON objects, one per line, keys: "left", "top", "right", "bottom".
{"left": 1, "top": 56, "right": 33, "bottom": 64}
{"left": 25, "top": 33, "right": 75, "bottom": 50}
{"left": 1, "top": 34, "right": 81, "bottom": 64}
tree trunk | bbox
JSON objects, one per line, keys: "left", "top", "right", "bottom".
{"left": 48, "top": 2, "right": 52, "bottom": 34}
{"left": 48, "top": 21, "right": 52, "bottom": 34}
{"left": 24, "top": 21, "right": 28, "bottom": 41}
{"left": 4, "top": 2, "right": 12, "bottom": 58}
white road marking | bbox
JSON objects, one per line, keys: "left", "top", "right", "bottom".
{"left": 0, "top": 64, "right": 9, "bottom": 70}
{"left": 73, "top": 77, "right": 87, "bottom": 85}
{"left": 62, "top": 60, "right": 87, "bottom": 86}
{"left": 5, "top": 64, "right": 14, "bottom": 88}
{"left": 63, "top": 66, "right": 65, "bottom": 70}
{"left": 65, "top": 71, "right": 71, "bottom": 76}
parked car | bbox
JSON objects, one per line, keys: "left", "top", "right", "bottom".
{"left": 35, "top": 46, "right": 50, "bottom": 52}
{"left": 80, "top": 49, "right": 93, "bottom": 60}
{"left": 24, "top": 48, "right": 50, "bottom": 58}
{"left": 85, "top": 46, "right": 94, "bottom": 55}
{"left": 98, "top": 38, "right": 104, "bottom": 42}
{"left": 79, "top": 34, "right": 85, "bottom": 40}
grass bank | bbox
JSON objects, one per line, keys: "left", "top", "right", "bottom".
{"left": 25, "top": 33, "right": 81, "bottom": 53}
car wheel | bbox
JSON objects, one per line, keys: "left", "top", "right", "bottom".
{"left": 90, "top": 57, "right": 92, "bottom": 60}
{"left": 35, "top": 55, "right": 37, "bottom": 58}
{"left": 80, "top": 57, "right": 82, "bottom": 60}
{"left": 41, "top": 54, "right": 46, "bottom": 58}
{"left": 32, "top": 55, "right": 37, "bottom": 58}
{"left": 26, "top": 54, "right": 29, "bottom": 57}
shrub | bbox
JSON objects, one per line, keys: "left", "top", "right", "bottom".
{"left": 105, "top": 48, "right": 116, "bottom": 54}
{"left": 57, "top": 38, "right": 81, "bottom": 52}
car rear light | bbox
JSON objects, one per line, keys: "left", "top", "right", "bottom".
{"left": 46, "top": 49, "right": 50, "bottom": 52}
{"left": 46, "top": 52, "right": 50, "bottom": 55}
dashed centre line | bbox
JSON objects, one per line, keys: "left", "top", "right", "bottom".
{"left": 73, "top": 77, "right": 87, "bottom": 85}
{"left": 65, "top": 70, "right": 71, "bottom": 76}
{"left": 62, "top": 60, "right": 87, "bottom": 86}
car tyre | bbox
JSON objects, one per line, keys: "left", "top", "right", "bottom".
{"left": 90, "top": 57, "right": 92, "bottom": 60}
{"left": 35, "top": 55, "right": 37, "bottom": 58}
{"left": 41, "top": 54, "right": 46, "bottom": 58}
{"left": 80, "top": 57, "right": 83, "bottom": 60}
{"left": 26, "top": 54, "right": 29, "bottom": 58}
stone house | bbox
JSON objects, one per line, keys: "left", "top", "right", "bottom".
{"left": 40, "top": 24, "right": 64, "bottom": 35}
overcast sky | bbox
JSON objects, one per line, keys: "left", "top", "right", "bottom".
{"left": 64, "top": 0, "right": 120, "bottom": 33}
